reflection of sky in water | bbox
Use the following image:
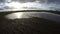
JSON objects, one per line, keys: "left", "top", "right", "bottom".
{"left": 0, "top": 0, "right": 60, "bottom": 11}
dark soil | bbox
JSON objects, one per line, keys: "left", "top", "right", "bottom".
{"left": 0, "top": 11, "right": 60, "bottom": 34}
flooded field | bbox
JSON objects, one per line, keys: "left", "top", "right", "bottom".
{"left": 0, "top": 11, "right": 60, "bottom": 34}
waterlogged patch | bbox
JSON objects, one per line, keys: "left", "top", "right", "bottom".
{"left": 5, "top": 12, "right": 31, "bottom": 20}
{"left": 5, "top": 12, "right": 60, "bottom": 22}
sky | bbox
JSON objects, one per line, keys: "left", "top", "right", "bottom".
{"left": 0, "top": 0, "right": 60, "bottom": 11}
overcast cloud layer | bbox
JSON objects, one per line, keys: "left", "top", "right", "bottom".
{"left": 0, "top": 0, "right": 60, "bottom": 11}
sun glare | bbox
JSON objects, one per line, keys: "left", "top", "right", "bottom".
{"left": 6, "top": 1, "right": 42, "bottom": 10}
{"left": 7, "top": 2, "right": 23, "bottom": 9}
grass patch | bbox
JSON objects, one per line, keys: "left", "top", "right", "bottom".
{"left": 0, "top": 10, "right": 60, "bottom": 15}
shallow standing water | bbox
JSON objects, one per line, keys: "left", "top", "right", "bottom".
{"left": 0, "top": 11, "right": 60, "bottom": 34}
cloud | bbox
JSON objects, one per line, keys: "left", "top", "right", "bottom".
{"left": 0, "top": 0, "right": 60, "bottom": 11}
